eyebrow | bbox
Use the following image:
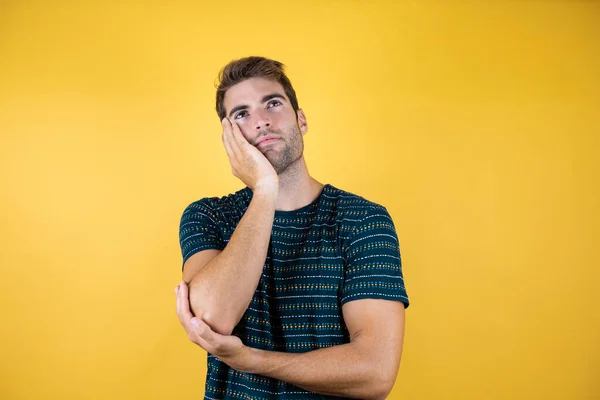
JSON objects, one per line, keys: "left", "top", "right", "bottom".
{"left": 228, "top": 93, "right": 286, "bottom": 118}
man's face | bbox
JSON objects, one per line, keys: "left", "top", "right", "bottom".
{"left": 223, "top": 77, "right": 307, "bottom": 174}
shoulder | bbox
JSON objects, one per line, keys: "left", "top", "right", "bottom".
{"left": 180, "top": 186, "right": 253, "bottom": 221}
{"left": 325, "top": 184, "right": 391, "bottom": 221}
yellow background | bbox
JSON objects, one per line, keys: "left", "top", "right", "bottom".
{"left": 1, "top": 1, "right": 598, "bottom": 399}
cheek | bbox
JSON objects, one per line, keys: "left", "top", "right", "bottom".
{"left": 233, "top": 120, "right": 253, "bottom": 140}
{"left": 270, "top": 112, "right": 293, "bottom": 131}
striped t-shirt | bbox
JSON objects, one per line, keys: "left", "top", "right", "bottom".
{"left": 178, "top": 183, "right": 410, "bottom": 400}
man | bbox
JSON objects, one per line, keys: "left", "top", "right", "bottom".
{"left": 175, "top": 56, "right": 410, "bottom": 400}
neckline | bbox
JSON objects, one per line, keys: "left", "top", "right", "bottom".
{"left": 246, "top": 184, "right": 330, "bottom": 217}
{"left": 275, "top": 184, "right": 329, "bottom": 217}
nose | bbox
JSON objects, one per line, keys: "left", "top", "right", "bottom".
{"left": 253, "top": 109, "right": 271, "bottom": 131}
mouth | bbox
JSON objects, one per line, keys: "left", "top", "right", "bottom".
{"left": 257, "top": 137, "right": 280, "bottom": 148}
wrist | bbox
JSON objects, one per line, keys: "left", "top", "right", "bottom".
{"left": 252, "top": 185, "right": 278, "bottom": 202}
{"left": 235, "top": 346, "right": 263, "bottom": 374}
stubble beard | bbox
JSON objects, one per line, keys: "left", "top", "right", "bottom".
{"left": 262, "top": 124, "right": 304, "bottom": 175}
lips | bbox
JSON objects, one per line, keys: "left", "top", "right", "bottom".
{"left": 256, "top": 136, "right": 280, "bottom": 148}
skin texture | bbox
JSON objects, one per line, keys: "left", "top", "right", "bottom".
{"left": 177, "top": 76, "right": 406, "bottom": 398}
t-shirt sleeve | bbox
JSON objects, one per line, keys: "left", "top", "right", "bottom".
{"left": 178, "top": 198, "right": 226, "bottom": 269}
{"left": 341, "top": 206, "right": 410, "bottom": 308}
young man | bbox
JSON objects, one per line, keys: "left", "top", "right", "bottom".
{"left": 175, "top": 56, "right": 410, "bottom": 400}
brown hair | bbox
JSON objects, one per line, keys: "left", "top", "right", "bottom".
{"left": 215, "top": 56, "right": 300, "bottom": 121}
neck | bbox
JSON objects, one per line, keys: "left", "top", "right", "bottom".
{"left": 273, "top": 156, "right": 324, "bottom": 211}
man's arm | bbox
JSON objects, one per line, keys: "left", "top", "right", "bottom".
{"left": 185, "top": 189, "right": 276, "bottom": 336}
{"left": 239, "top": 207, "right": 408, "bottom": 398}
{"left": 244, "top": 299, "right": 405, "bottom": 400}
{"left": 183, "top": 118, "right": 279, "bottom": 336}
{"left": 176, "top": 281, "right": 406, "bottom": 400}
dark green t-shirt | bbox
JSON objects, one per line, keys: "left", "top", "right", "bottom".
{"left": 179, "top": 184, "right": 410, "bottom": 399}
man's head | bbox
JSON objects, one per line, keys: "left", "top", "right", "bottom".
{"left": 215, "top": 56, "right": 307, "bottom": 175}
{"left": 215, "top": 56, "right": 300, "bottom": 121}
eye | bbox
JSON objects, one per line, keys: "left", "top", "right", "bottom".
{"left": 267, "top": 100, "right": 281, "bottom": 108}
{"left": 234, "top": 111, "right": 247, "bottom": 119}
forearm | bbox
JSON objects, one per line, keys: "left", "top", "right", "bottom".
{"left": 189, "top": 189, "right": 276, "bottom": 334}
{"left": 242, "top": 342, "right": 392, "bottom": 400}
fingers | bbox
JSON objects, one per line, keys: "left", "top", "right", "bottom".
{"left": 222, "top": 125, "right": 234, "bottom": 162}
{"left": 175, "top": 284, "right": 181, "bottom": 319}
{"left": 192, "top": 318, "right": 215, "bottom": 344}
{"left": 175, "top": 281, "right": 194, "bottom": 326}
{"left": 190, "top": 318, "right": 228, "bottom": 356}
{"left": 174, "top": 282, "right": 228, "bottom": 355}
{"left": 222, "top": 118, "right": 241, "bottom": 155}
{"left": 230, "top": 119, "right": 250, "bottom": 147}
{"left": 175, "top": 281, "right": 205, "bottom": 346}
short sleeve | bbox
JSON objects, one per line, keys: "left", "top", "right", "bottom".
{"left": 178, "top": 199, "right": 226, "bottom": 269}
{"left": 341, "top": 206, "right": 410, "bottom": 308}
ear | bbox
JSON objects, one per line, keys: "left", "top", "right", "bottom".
{"left": 297, "top": 109, "right": 308, "bottom": 136}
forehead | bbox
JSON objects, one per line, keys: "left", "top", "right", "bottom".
{"left": 223, "top": 77, "right": 288, "bottom": 111}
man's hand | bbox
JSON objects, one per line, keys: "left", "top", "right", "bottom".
{"left": 222, "top": 118, "right": 278, "bottom": 193}
{"left": 175, "top": 280, "right": 402, "bottom": 399}
{"left": 175, "top": 281, "right": 252, "bottom": 371}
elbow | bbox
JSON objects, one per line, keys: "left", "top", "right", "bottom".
{"left": 202, "top": 312, "right": 236, "bottom": 336}
{"left": 188, "top": 280, "right": 237, "bottom": 336}
{"left": 376, "top": 385, "right": 394, "bottom": 400}
{"left": 363, "top": 357, "right": 397, "bottom": 400}
{"left": 365, "top": 377, "right": 394, "bottom": 400}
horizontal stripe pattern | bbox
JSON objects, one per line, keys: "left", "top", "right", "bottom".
{"left": 179, "top": 184, "right": 409, "bottom": 399}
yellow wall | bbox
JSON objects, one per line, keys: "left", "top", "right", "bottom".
{"left": 1, "top": 1, "right": 598, "bottom": 399}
